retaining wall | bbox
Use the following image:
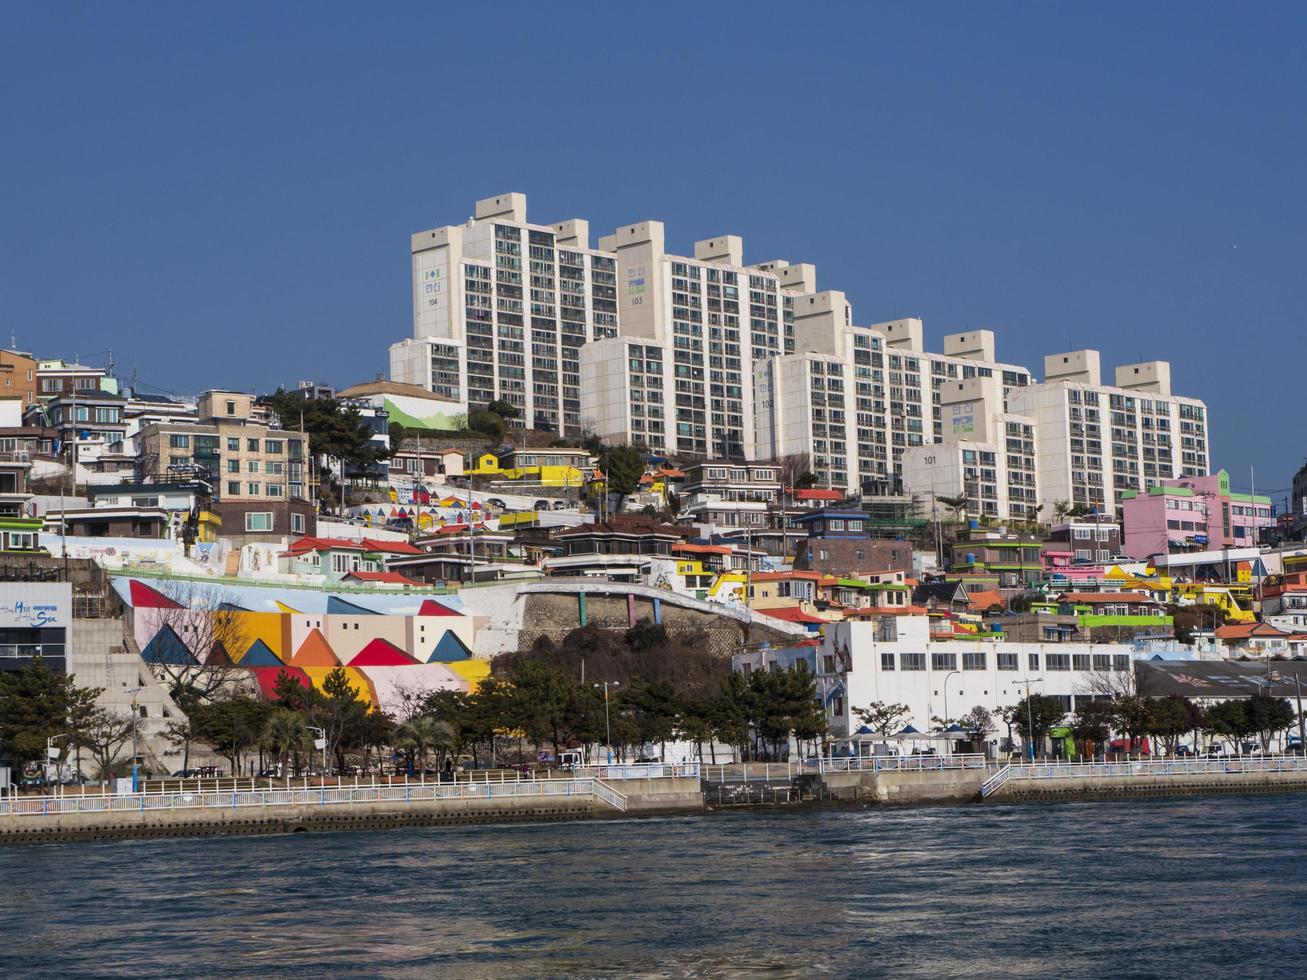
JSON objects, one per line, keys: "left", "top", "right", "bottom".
{"left": 994, "top": 768, "right": 1307, "bottom": 802}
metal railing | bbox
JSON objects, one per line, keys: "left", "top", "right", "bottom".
{"left": 0, "top": 777, "right": 627, "bottom": 818}
{"left": 572, "top": 762, "right": 700, "bottom": 781}
{"left": 981, "top": 755, "right": 1307, "bottom": 798}
{"left": 700, "top": 754, "right": 989, "bottom": 783}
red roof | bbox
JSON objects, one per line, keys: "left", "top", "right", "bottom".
{"left": 966, "top": 590, "right": 1006, "bottom": 612}
{"left": 361, "top": 538, "right": 422, "bottom": 555}
{"left": 418, "top": 599, "right": 461, "bottom": 617}
{"left": 283, "top": 536, "right": 368, "bottom": 556}
{"left": 343, "top": 571, "right": 424, "bottom": 586}
{"left": 794, "top": 488, "right": 844, "bottom": 501}
{"left": 758, "top": 607, "right": 827, "bottom": 624}
{"left": 672, "top": 542, "right": 733, "bottom": 556}
{"left": 751, "top": 570, "right": 823, "bottom": 583}
{"left": 1215, "top": 622, "right": 1290, "bottom": 640}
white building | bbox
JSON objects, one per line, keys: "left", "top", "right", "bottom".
{"left": 738, "top": 615, "right": 1139, "bottom": 753}
{"left": 1006, "top": 351, "right": 1210, "bottom": 516}
{"left": 395, "top": 193, "right": 619, "bottom": 437}
{"left": 899, "top": 375, "right": 1038, "bottom": 521}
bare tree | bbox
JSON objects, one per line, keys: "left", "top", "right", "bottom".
{"left": 134, "top": 580, "right": 252, "bottom": 705}
{"left": 76, "top": 709, "right": 136, "bottom": 778}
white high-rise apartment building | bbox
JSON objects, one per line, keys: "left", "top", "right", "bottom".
{"left": 1006, "top": 351, "right": 1210, "bottom": 515}
{"left": 394, "top": 193, "right": 618, "bottom": 437}
{"left": 898, "top": 376, "right": 1039, "bottom": 521}
{"left": 586, "top": 224, "right": 810, "bottom": 458}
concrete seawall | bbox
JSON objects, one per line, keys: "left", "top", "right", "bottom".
{"left": 993, "top": 768, "right": 1307, "bottom": 802}
{"left": 0, "top": 777, "right": 707, "bottom": 845}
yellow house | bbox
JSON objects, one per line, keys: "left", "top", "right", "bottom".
{"left": 465, "top": 452, "right": 501, "bottom": 477}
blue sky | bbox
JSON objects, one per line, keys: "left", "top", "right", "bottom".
{"left": 3, "top": 4, "right": 1304, "bottom": 500}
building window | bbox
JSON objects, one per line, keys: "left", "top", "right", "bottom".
{"left": 1073, "top": 654, "right": 1091, "bottom": 671}
{"left": 900, "top": 652, "right": 926, "bottom": 671}
{"left": 245, "top": 512, "right": 273, "bottom": 532}
{"left": 248, "top": 460, "right": 260, "bottom": 473}
{"left": 248, "top": 482, "right": 261, "bottom": 495}
{"left": 227, "top": 481, "right": 240, "bottom": 496}
{"left": 267, "top": 484, "right": 283, "bottom": 497}
{"left": 247, "top": 438, "right": 260, "bottom": 452}
{"left": 291, "top": 513, "right": 306, "bottom": 535}
{"left": 931, "top": 652, "right": 957, "bottom": 671}
{"left": 962, "top": 651, "right": 986, "bottom": 670}
{"left": 168, "top": 434, "right": 189, "bottom": 449}
{"left": 227, "top": 437, "right": 240, "bottom": 452}
{"left": 1046, "top": 654, "right": 1071, "bottom": 671}
{"left": 227, "top": 460, "right": 240, "bottom": 474}
{"left": 997, "top": 652, "right": 1018, "bottom": 671}
{"left": 265, "top": 440, "right": 283, "bottom": 454}
{"left": 226, "top": 400, "right": 237, "bottom": 416}
{"left": 1028, "top": 653, "right": 1040, "bottom": 670}
{"left": 881, "top": 652, "right": 895, "bottom": 671}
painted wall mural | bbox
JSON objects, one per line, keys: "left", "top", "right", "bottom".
{"left": 113, "top": 578, "right": 488, "bottom": 715}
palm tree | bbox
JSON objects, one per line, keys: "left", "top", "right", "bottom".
{"left": 394, "top": 716, "right": 456, "bottom": 774}
{"left": 1053, "top": 500, "right": 1072, "bottom": 524}
{"left": 261, "top": 709, "right": 310, "bottom": 776}
{"left": 936, "top": 493, "right": 970, "bottom": 524}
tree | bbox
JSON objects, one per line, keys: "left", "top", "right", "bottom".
{"left": 467, "top": 407, "right": 507, "bottom": 443}
{"left": 386, "top": 420, "right": 411, "bottom": 455}
{"left": 856, "top": 701, "right": 911, "bottom": 738}
{"left": 76, "top": 709, "right": 136, "bottom": 778}
{"left": 1204, "top": 700, "right": 1252, "bottom": 752}
{"left": 482, "top": 399, "right": 516, "bottom": 421}
{"left": 1113, "top": 695, "right": 1153, "bottom": 754}
{"left": 1011, "top": 695, "right": 1067, "bottom": 758}
{"left": 264, "top": 389, "right": 384, "bottom": 470}
{"left": 936, "top": 493, "right": 970, "bottom": 523}
{"left": 260, "top": 709, "right": 311, "bottom": 775}
{"left": 777, "top": 452, "right": 813, "bottom": 495}
{"left": 507, "top": 659, "right": 577, "bottom": 760}
{"left": 958, "top": 706, "right": 995, "bottom": 742}
{"left": 393, "top": 715, "right": 456, "bottom": 773}
{"left": 317, "top": 667, "right": 372, "bottom": 770}
{"left": 1246, "top": 695, "right": 1295, "bottom": 753}
{"left": 1146, "top": 696, "right": 1196, "bottom": 756}
{"left": 1071, "top": 699, "right": 1116, "bottom": 758}
{"left": 1053, "top": 500, "right": 1072, "bottom": 523}
{"left": 619, "top": 681, "right": 681, "bottom": 761}
{"left": 189, "top": 694, "right": 272, "bottom": 776}
{"left": 0, "top": 656, "right": 104, "bottom": 771}
{"left": 599, "top": 444, "right": 645, "bottom": 511}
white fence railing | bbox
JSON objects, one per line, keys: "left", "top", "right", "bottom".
{"left": 572, "top": 762, "right": 700, "bottom": 781}
{"left": 981, "top": 756, "right": 1307, "bottom": 798}
{"left": 700, "top": 754, "right": 989, "bottom": 784}
{"left": 0, "top": 777, "right": 627, "bottom": 818}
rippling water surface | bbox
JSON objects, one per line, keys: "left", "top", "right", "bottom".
{"left": 3, "top": 795, "right": 1305, "bottom": 977}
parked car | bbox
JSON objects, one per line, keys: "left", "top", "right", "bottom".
{"left": 551, "top": 500, "right": 569, "bottom": 511}
{"left": 1173, "top": 745, "right": 1196, "bottom": 757}
{"left": 533, "top": 499, "right": 551, "bottom": 511}
{"left": 486, "top": 497, "right": 507, "bottom": 510}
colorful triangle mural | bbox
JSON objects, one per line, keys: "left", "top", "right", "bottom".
{"left": 204, "top": 642, "right": 234, "bottom": 667}
{"left": 140, "top": 626, "right": 195, "bottom": 666}
{"left": 238, "top": 638, "right": 283, "bottom": 667}
{"left": 327, "top": 596, "right": 379, "bottom": 616}
{"left": 348, "top": 638, "right": 417, "bottom": 667}
{"left": 290, "top": 629, "right": 340, "bottom": 667}
{"left": 129, "top": 580, "right": 183, "bottom": 609}
{"left": 274, "top": 600, "right": 302, "bottom": 614}
{"left": 250, "top": 666, "right": 310, "bottom": 700}
{"left": 418, "top": 599, "right": 461, "bottom": 617}
{"left": 428, "top": 630, "right": 472, "bottom": 662}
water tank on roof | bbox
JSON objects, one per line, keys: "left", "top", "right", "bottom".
{"left": 968, "top": 519, "right": 979, "bottom": 529}
{"left": 966, "top": 553, "right": 976, "bottom": 564}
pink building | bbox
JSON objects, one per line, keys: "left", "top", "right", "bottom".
{"left": 1121, "top": 469, "right": 1274, "bottom": 560}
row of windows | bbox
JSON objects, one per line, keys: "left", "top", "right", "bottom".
{"left": 878, "top": 651, "right": 1131, "bottom": 672}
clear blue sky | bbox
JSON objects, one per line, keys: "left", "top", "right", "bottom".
{"left": 3, "top": 4, "right": 1304, "bottom": 500}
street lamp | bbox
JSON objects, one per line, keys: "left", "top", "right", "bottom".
{"left": 1017, "top": 677, "right": 1042, "bottom": 763}
{"left": 594, "top": 681, "right": 620, "bottom": 764}
{"left": 46, "top": 733, "right": 69, "bottom": 792}
{"left": 126, "top": 686, "right": 144, "bottom": 793}
{"left": 942, "top": 670, "right": 961, "bottom": 756}
{"left": 307, "top": 726, "right": 328, "bottom": 777}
